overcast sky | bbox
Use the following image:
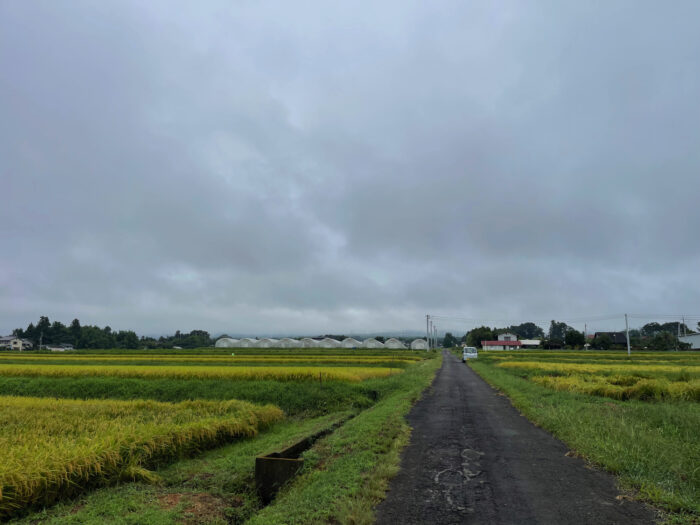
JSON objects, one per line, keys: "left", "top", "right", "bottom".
{"left": 2, "top": 1, "right": 699, "bottom": 337}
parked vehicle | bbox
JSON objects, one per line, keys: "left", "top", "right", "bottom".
{"left": 462, "top": 346, "right": 478, "bottom": 361}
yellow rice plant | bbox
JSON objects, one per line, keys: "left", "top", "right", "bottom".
{"left": 531, "top": 375, "right": 700, "bottom": 402}
{"left": 0, "top": 364, "right": 401, "bottom": 382}
{"left": 0, "top": 355, "right": 420, "bottom": 365}
{"left": 497, "top": 360, "right": 700, "bottom": 377}
{"left": 0, "top": 396, "right": 283, "bottom": 518}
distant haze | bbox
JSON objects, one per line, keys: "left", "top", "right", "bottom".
{"left": 2, "top": 1, "right": 699, "bottom": 336}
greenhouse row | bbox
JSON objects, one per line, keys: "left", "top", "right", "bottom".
{"left": 214, "top": 336, "right": 429, "bottom": 350}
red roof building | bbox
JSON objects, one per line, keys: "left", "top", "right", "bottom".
{"left": 481, "top": 340, "right": 522, "bottom": 350}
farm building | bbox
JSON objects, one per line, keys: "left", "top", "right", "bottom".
{"left": 215, "top": 338, "right": 239, "bottom": 348}
{"left": 341, "top": 337, "right": 362, "bottom": 348}
{"left": 0, "top": 338, "right": 34, "bottom": 351}
{"left": 482, "top": 340, "right": 522, "bottom": 350}
{"left": 593, "top": 332, "right": 628, "bottom": 345}
{"left": 237, "top": 338, "right": 259, "bottom": 348}
{"left": 498, "top": 333, "right": 517, "bottom": 341}
{"left": 384, "top": 338, "right": 406, "bottom": 349}
{"left": 362, "top": 338, "right": 384, "bottom": 349}
{"left": 278, "top": 338, "right": 300, "bottom": 348}
{"left": 301, "top": 337, "right": 319, "bottom": 348}
{"left": 256, "top": 338, "right": 279, "bottom": 348}
{"left": 318, "top": 338, "right": 341, "bottom": 348}
{"left": 520, "top": 339, "right": 541, "bottom": 348}
{"left": 410, "top": 338, "right": 428, "bottom": 350}
{"left": 679, "top": 333, "right": 700, "bottom": 349}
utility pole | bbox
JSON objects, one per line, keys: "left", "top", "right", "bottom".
{"left": 624, "top": 314, "right": 631, "bottom": 357}
{"left": 426, "top": 315, "right": 431, "bottom": 351}
{"left": 434, "top": 325, "right": 438, "bottom": 349}
{"left": 682, "top": 316, "right": 686, "bottom": 337}
{"left": 584, "top": 323, "right": 587, "bottom": 350}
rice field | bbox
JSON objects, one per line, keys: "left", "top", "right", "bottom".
{"left": 0, "top": 396, "right": 282, "bottom": 518}
{"left": 0, "top": 348, "right": 430, "bottom": 520}
{"left": 0, "top": 363, "right": 400, "bottom": 382}
{"left": 495, "top": 352, "right": 700, "bottom": 402}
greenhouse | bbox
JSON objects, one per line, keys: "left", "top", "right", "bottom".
{"left": 256, "top": 338, "right": 279, "bottom": 348}
{"left": 214, "top": 338, "right": 238, "bottom": 348}
{"left": 278, "top": 338, "right": 300, "bottom": 348}
{"left": 362, "top": 338, "right": 385, "bottom": 349}
{"left": 384, "top": 338, "right": 406, "bottom": 349}
{"left": 301, "top": 337, "right": 319, "bottom": 348}
{"left": 237, "top": 338, "right": 259, "bottom": 348}
{"left": 340, "top": 337, "right": 362, "bottom": 348}
{"left": 318, "top": 337, "right": 342, "bottom": 348}
{"left": 410, "top": 338, "right": 428, "bottom": 350}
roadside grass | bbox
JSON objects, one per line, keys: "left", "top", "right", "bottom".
{"left": 468, "top": 356, "right": 700, "bottom": 522}
{"left": 9, "top": 413, "right": 346, "bottom": 525}
{"left": 247, "top": 354, "right": 442, "bottom": 525}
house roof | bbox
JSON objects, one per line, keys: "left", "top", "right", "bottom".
{"left": 482, "top": 340, "right": 522, "bottom": 346}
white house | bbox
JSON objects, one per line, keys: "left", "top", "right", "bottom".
{"left": 410, "top": 338, "right": 428, "bottom": 350}
{"left": 5, "top": 338, "right": 33, "bottom": 351}
{"left": 384, "top": 338, "right": 406, "bottom": 349}
{"left": 340, "top": 337, "right": 362, "bottom": 348}
{"left": 498, "top": 333, "right": 517, "bottom": 341}
{"left": 362, "top": 338, "right": 384, "bottom": 349}
{"left": 679, "top": 333, "right": 700, "bottom": 349}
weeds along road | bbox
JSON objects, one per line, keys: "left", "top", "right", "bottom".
{"left": 375, "top": 350, "right": 657, "bottom": 525}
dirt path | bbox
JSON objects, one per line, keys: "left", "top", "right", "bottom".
{"left": 374, "top": 350, "right": 657, "bottom": 524}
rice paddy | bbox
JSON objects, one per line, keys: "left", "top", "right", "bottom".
{"left": 495, "top": 352, "right": 700, "bottom": 402}
{"left": 0, "top": 363, "right": 401, "bottom": 382}
{"left": 0, "top": 348, "right": 431, "bottom": 521}
{"left": 0, "top": 396, "right": 282, "bottom": 518}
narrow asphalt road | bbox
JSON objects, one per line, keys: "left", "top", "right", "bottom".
{"left": 374, "top": 350, "right": 657, "bottom": 525}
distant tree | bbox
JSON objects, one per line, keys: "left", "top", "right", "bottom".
{"left": 564, "top": 329, "right": 585, "bottom": 348}
{"left": 503, "top": 322, "right": 545, "bottom": 339}
{"left": 466, "top": 326, "right": 495, "bottom": 349}
{"left": 375, "top": 336, "right": 385, "bottom": 343}
{"left": 442, "top": 332, "right": 457, "bottom": 348}
{"left": 70, "top": 319, "right": 82, "bottom": 345}
{"left": 548, "top": 320, "right": 573, "bottom": 341}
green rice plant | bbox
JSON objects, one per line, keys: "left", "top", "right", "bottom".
{"left": 0, "top": 396, "right": 283, "bottom": 518}
{"left": 0, "top": 364, "right": 401, "bottom": 382}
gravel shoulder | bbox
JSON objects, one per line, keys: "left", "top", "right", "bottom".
{"left": 374, "top": 350, "right": 658, "bottom": 525}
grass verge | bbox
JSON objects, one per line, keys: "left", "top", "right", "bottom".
{"left": 247, "top": 354, "right": 442, "bottom": 525}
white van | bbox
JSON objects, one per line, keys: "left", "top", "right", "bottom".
{"left": 462, "top": 347, "right": 478, "bottom": 361}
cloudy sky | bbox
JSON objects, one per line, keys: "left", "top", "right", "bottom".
{"left": 2, "top": 1, "right": 699, "bottom": 337}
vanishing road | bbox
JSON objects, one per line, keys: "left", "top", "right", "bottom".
{"left": 375, "top": 350, "right": 657, "bottom": 525}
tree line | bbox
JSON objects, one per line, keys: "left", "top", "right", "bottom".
{"left": 12, "top": 316, "right": 213, "bottom": 350}
{"left": 441, "top": 320, "right": 694, "bottom": 350}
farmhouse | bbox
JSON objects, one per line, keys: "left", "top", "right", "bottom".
{"left": 593, "top": 332, "right": 628, "bottom": 345}
{"left": 481, "top": 335, "right": 522, "bottom": 350}
{"left": 679, "top": 333, "right": 700, "bottom": 349}
{"left": 0, "top": 337, "right": 34, "bottom": 351}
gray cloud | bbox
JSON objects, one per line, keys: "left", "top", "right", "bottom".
{"left": 2, "top": 1, "right": 699, "bottom": 336}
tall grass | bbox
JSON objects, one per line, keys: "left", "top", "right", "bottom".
{"left": 0, "top": 396, "right": 282, "bottom": 519}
